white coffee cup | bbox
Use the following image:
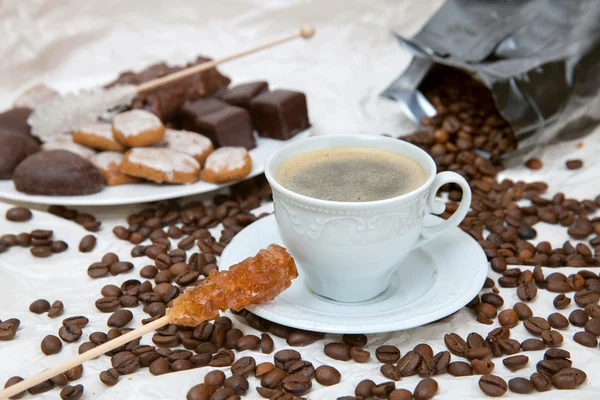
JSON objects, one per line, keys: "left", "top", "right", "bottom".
{"left": 265, "top": 134, "right": 472, "bottom": 302}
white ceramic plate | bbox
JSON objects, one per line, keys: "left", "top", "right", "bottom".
{"left": 0, "top": 131, "right": 310, "bottom": 206}
{"left": 220, "top": 214, "right": 488, "bottom": 334}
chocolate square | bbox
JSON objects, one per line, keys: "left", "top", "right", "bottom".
{"left": 195, "top": 106, "right": 256, "bottom": 150}
{"left": 250, "top": 90, "right": 310, "bottom": 140}
{"left": 180, "top": 98, "right": 229, "bottom": 132}
{"left": 222, "top": 81, "right": 269, "bottom": 109}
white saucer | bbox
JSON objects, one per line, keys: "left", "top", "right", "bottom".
{"left": 220, "top": 214, "right": 488, "bottom": 334}
{"left": 0, "top": 131, "right": 310, "bottom": 206}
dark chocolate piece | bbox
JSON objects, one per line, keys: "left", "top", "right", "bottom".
{"left": 222, "top": 81, "right": 268, "bottom": 109}
{"left": 250, "top": 90, "right": 310, "bottom": 140}
{"left": 105, "top": 57, "right": 231, "bottom": 121}
{"left": 180, "top": 98, "right": 229, "bottom": 129}
{"left": 0, "top": 131, "right": 40, "bottom": 179}
{"left": 193, "top": 106, "right": 256, "bottom": 150}
{"left": 0, "top": 107, "right": 33, "bottom": 137}
{"left": 13, "top": 150, "right": 104, "bottom": 196}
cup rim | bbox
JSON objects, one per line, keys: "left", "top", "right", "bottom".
{"left": 265, "top": 134, "right": 437, "bottom": 209}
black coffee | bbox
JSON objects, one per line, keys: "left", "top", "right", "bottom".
{"left": 275, "top": 147, "right": 427, "bottom": 202}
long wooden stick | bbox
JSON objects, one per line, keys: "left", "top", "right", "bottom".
{"left": 136, "top": 24, "right": 315, "bottom": 93}
{"left": 0, "top": 316, "right": 170, "bottom": 399}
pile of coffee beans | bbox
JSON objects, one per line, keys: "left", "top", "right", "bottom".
{"left": 0, "top": 224, "right": 68, "bottom": 257}
{"left": 48, "top": 205, "right": 102, "bottom": 232}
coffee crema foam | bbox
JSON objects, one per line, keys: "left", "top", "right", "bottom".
{"left": 275, "top": 147, "right": 428, "bottom": 202}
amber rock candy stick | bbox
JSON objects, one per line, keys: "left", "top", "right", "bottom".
{"left": 167, "top": 244, "right": 298, "bottom": 326}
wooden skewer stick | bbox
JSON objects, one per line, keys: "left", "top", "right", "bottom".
{"left": 0, "top": 316, "right": 170, "bottom": 399}
{"left": 136, "top": 24, "right": 316, "bottom": 93}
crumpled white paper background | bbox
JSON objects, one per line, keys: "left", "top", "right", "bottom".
{"left": 1, "top": 0, "right": 600, "bottom": 399}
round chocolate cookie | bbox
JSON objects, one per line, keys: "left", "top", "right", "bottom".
{"left": 0, "top": 130, "right": 40, "bottom": 179}
{"left": 13, "top": 150, "right": 104, "bottom": 195}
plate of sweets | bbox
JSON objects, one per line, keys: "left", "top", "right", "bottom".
{"left": 0, "top": 57, "right": 311, "bottom": 206}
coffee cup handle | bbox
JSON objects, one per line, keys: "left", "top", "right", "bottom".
{"left": 414, "top": 171, "right": 472, "bottom": 248}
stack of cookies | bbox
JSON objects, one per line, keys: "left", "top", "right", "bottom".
{"left": 0, "top": 57, "right": 310, "bottom": 197}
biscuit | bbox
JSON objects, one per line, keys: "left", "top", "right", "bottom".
{"left": 201, "top": 147, "right": 252, "bottom": 184}
{"left": 112, "top": 110, "right": 165, "bottom": 147}
{"left": 13, "top": 150, "right": 104, "bottom": 196}
{"left": 91, "top": 152, "right": 142, "bottom": 186}
{"left": 159, "top": 129, "right": 214, "bottom": 165}
{"left": 13, "top": 84, "right": 59, "bottom": 109}
{"left": 73, "top": 123, "right": 126, "bottom": 152}
{"left": 42, "top": 134, "right": 96, "bottom": 160}
{"left": 120, "top": 148, "right": 200, "bottom": 184}
{"left": 0, "top": 131, "right": 40, "bottom": 179}
{"left": 0, "top": 107, "right": 33, "bottom": 137}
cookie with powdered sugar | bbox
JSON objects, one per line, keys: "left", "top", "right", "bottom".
{"left": 91, "top": 151, "right": 142, "bottom": 186}
{"left": 112, "top": 109, "right": 165, "bottom": 147}
{"left": 201, "top": 147, "right": 252, "bottom": 184}
{"left": 74, "top": 123, "right": 126, "bottom": 152}
{"left": 120, "top": 148, "right": 200, "bottom": 184}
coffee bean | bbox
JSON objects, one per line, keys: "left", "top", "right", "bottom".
{"left": 59, "top": 324, "right": 82, "bottom": 343}
{"left": 444, "top": 333, "right": 468, "bottom": 356}
{"left": 107, "top": 310, "right": 133, "bottom": 328}
{"left": 51, "top": 374, "right": 69, "bottom": 389}
{"left": 527, "top": 372, "right": 551, "bottom": 392}
{"left": 574, "top": 331, "right": 598, "bottom": 347}
{"left": 433, "top": 351, "right": 450, "bottom": 374}
{"left": 87, "top": 262, "right": 109, "bottom": 278}
{"left": 414, "top": 378, "right": 437, "bottom": 400}
{"left": 64, "top": 364, "right": 83, "bottom": 382}
{"left": 552, "top": 368, "right": 587, "bottom": 389}
{"left": 30, "top": 246, "right": 52, "bottom": 258}
{"left": 389, "top": 389, "right": 414, "bottom": 400}
{"left": 140, "top": 265, "right": 158, "bottom": 279}
{"left": 274, "top": 349, "right": 301, "bottom": 369}
{"left": 29, "top": 299, "right": 51, "bottom": 314}
{"left": 268, "top": 322, "right": 293, "bottom": 338}
{"left": 231, "top": 356, "right": 256, "bottom": 377}
{"left": 260, "top": 333, "right": 274, "bottom": 354}
{"left": 537, "top": 359, "right": 562, "bottom": 377}
{"left": 481, "top": 293, "right": 503, "bottom": 308}
{"left": 475, "top": 303, "right": 497, "bottom": 318}
{"left": 479, "top": 374, "right": 507, "bottom": 397}
{"left": 381, "top": 363, "right": 402, "bottom": 381}
{"left": 47, "top": 300, "right": 64, "bottom": 318}
{"left": 498, "top": 310, "right": 519, "bottom": 328}
{"left": 354, "top": 379, "right": 376, "bottom": 397}
{"left": 6, "top": 207, "right": 32, "bottom": 222}
{"left": 51, "top": 240, "right": 68, "bottom": 253}
{"left": 95, "top": 296, "right": 121, "bottom": 313}
{"left": 234, "top": 334, "right": 260, "bottom": 351}
{"left": 585, "top": 317, "right": 600, "bottom": 336}
{"left": 60, "top": 384, "right": 83, "bottom": 400}
{"left": 566, "top": 159, "right": 583, "bottom": 169}
{"left": 110, "top": 261, "right": 133, "bottom": 276}
{"left": 186, "top": 383, "right": 215, "bottom": 400}
{"left": 517, "top": 282, "right": 537, "bottom": 301}
{"left": 325, "top": 342, "right": 352, "bottom": 361}
{"left": 255, "top": 362, "right": 276, "bottom": 378}
{"left": 144, "top": 302, "right": 166, "bottom": 317}
{"left": 541, "top": 329, "right": 563, "bottom": 347}
{"left": 261, "top": 368, "right": 287, "bottom": 389}
{"left": 502, "top": 355, "right": 528, "bottom": 371}
{"left": 221, "top": 328, "right": 243, "bottom": 350}
{"left": 471, "top": 359, "right": 494, "bottom": 375}
{"left": 41, "top": 335, "right": 62, "bottom": 355}
{"left": 62, "top": 316, "right": 89, "bottom": 329}
{"left": 201, "top": 369, "right": 225, "bottom": 387}
{"left": 520, "top": 338, "right": 546, "bottom": 351}
{"left": 27, "top": 379, "right": 55, "bottom": 395}
{"left": 78, "top": 235, "right": 96, "bottom": 253}
{"left": 524, "top": 317, "right": 550, "bottom": 335}
{"left": 314, "top": 365, "right": 341, "bottom": 386}
{"left": 464, "top": 346, "right": 492, "bottom": 360}
{"left": 342, "top": 333, "right": 367, "bottom": 347}
{"left": 152, "top": 331, "right": 179, "bottom": 347}
{"left": 508, "top": 377, "right": 534, "bottom": 394}
{"left": 149, "top": 358, "right": 170, "bottom": 376}
{"left": 210, "top": 387, "right": 235, "bottom": 400}
{"left": 575, "top": 289, "right": 599, "bottom": 307}
{"left": 346, "top": 346, "right": 369, "bottom": 363}
{"left": 224, "top": 375, "right": 249, "bottom": 395}
{"left": 372, "top": 381, "right": 395, "bottom": 398}
{"left": 209, "top": 350, "right": 235, "bottom": 367}
{"left": 209, "top": 324, "right": 226, "bottom": 348}
{"left": 375, "top": 345, "right": 401, "bottom": 363}
{"left": 111, "top": 351, "right": 139, "bottom": 375}
{"left": 398, "top": 351, "right": 421, "bottom": 376}
{"left": 447, "top": 361, "right": 472, "bottom": 376}
{"left": 89, "top": 331, "right": 107, "bottom": 345}
{"left": 548, "top": 312, "right": 569, "bottom": 330}
{"left": 569, "top": 309, "right": 589, "bottom": 327}
{"left": 286, "top": 330, "right": 318, "bottom": 347}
